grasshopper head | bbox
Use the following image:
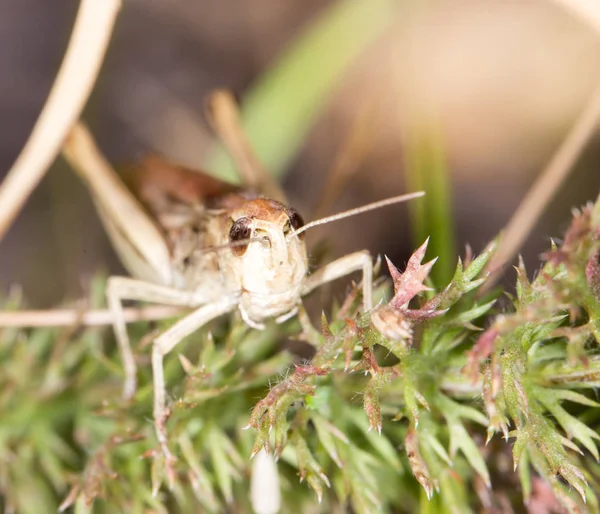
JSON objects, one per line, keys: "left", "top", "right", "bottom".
{"left": 226, "top": 198, "right": 308, "bottom": 321}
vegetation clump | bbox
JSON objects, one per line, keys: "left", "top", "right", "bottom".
{"left": 0, "top": 195, "right": 599, "bottom": 513}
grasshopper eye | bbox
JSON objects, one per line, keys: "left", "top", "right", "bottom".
{"left": 229, "top": 217, "right": 252, "bottom": 256}
{"left": 286, "top": 208, "right": 304, "bottom": 238}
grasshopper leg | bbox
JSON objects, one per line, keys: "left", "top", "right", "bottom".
{"left": 301, "top": 250, "right": 374, "bottom": 310}
{"left": 151, "top": 296, "right": 237, "bottom": 489}
{"left": 107, "top": 276, "right": 206, "bottom": 399}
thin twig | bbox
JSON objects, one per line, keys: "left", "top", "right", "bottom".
{"left": 552, "top": 0, "right": 600, "bottom": 33}
{"left": 0, "top": 305, "right": 188, "bottom": 328}
{"left": 484, "top": 82, "right": 600, "bottom": 289}
{"left": 206, "top": 90, "right": 287, "bottom": 203}
{"left": 0, "top": 0, "right": 121, "bottom": 241}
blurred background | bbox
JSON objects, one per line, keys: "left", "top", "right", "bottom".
{"left": 1, "top": 0, "right": 600, "bottom": 307}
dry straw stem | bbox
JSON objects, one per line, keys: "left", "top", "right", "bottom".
{"left": 206, "top": 90, "right": 287, "bottom": 203}
{"left": 484, "top": 80, "right": 600, "bottom": 288}
{"left": 0, "top": 305, "right": 187, "bottom": 327}
{"left": 485, "top": 0, "right": 600, "bottom": 286}
{"left": 0, "top": 0, "right": 121, "bottom": 241}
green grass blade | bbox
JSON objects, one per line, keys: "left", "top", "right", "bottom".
{"left": 405, "top": 123, "right": 455, "bottom": 287}
{"left": 207, "top": 0, "right": 396, "bottom": 181}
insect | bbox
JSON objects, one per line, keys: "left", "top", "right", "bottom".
{"left": 61, "top": 91, "right": 423, "bottom": 481}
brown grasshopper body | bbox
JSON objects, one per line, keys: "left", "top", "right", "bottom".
{"left": 62, "top": 121, "right": 393, "bottom": 473}
{"left": 62, "top": 96, "right": 422, "bottom": 491}
{"left": 121, "top": 156, "right": 309, "bottom": 326}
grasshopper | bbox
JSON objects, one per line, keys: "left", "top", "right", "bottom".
{"left": 61, "top": 92, "right": 423, "bottom": 477}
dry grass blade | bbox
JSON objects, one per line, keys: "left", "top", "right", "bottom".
{"left": 484, "top": 81, "right": 600, "bottom": 288}
{"left": 206, "top": 90, "right": 287, "bottom": 203}
{"left": 0, "top": 0, "right": 121, "bottom": 241}
{"left": 0, "top": 305, "right": 187, "bottom": 327}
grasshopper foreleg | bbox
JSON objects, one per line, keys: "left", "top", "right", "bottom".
{"left": 302, "top": 250, "right": 374, "bottom": 310}
{"left": 107, "top": 277, "right": 209, "bottom": 399}
{"left": 151, "top": 296, "right": 238, "bottom": 487}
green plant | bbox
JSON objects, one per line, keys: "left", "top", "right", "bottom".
{"left": 1, "top": 193, "right": 598, "bottom": 513}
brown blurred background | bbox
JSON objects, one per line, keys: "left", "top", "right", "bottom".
{"left": 1, "top": 0, "right": 600, "bottom": 307}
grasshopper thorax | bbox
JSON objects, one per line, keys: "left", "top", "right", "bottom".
{"left": 224, "top": 198, "right": 308, "bottom": 325}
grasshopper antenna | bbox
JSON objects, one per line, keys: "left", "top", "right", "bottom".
{"left": 200, "top": 191, "right": 425, "bottom": 253}
{"left": 294, "top": 191, "right": 425, "bottom": 236}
